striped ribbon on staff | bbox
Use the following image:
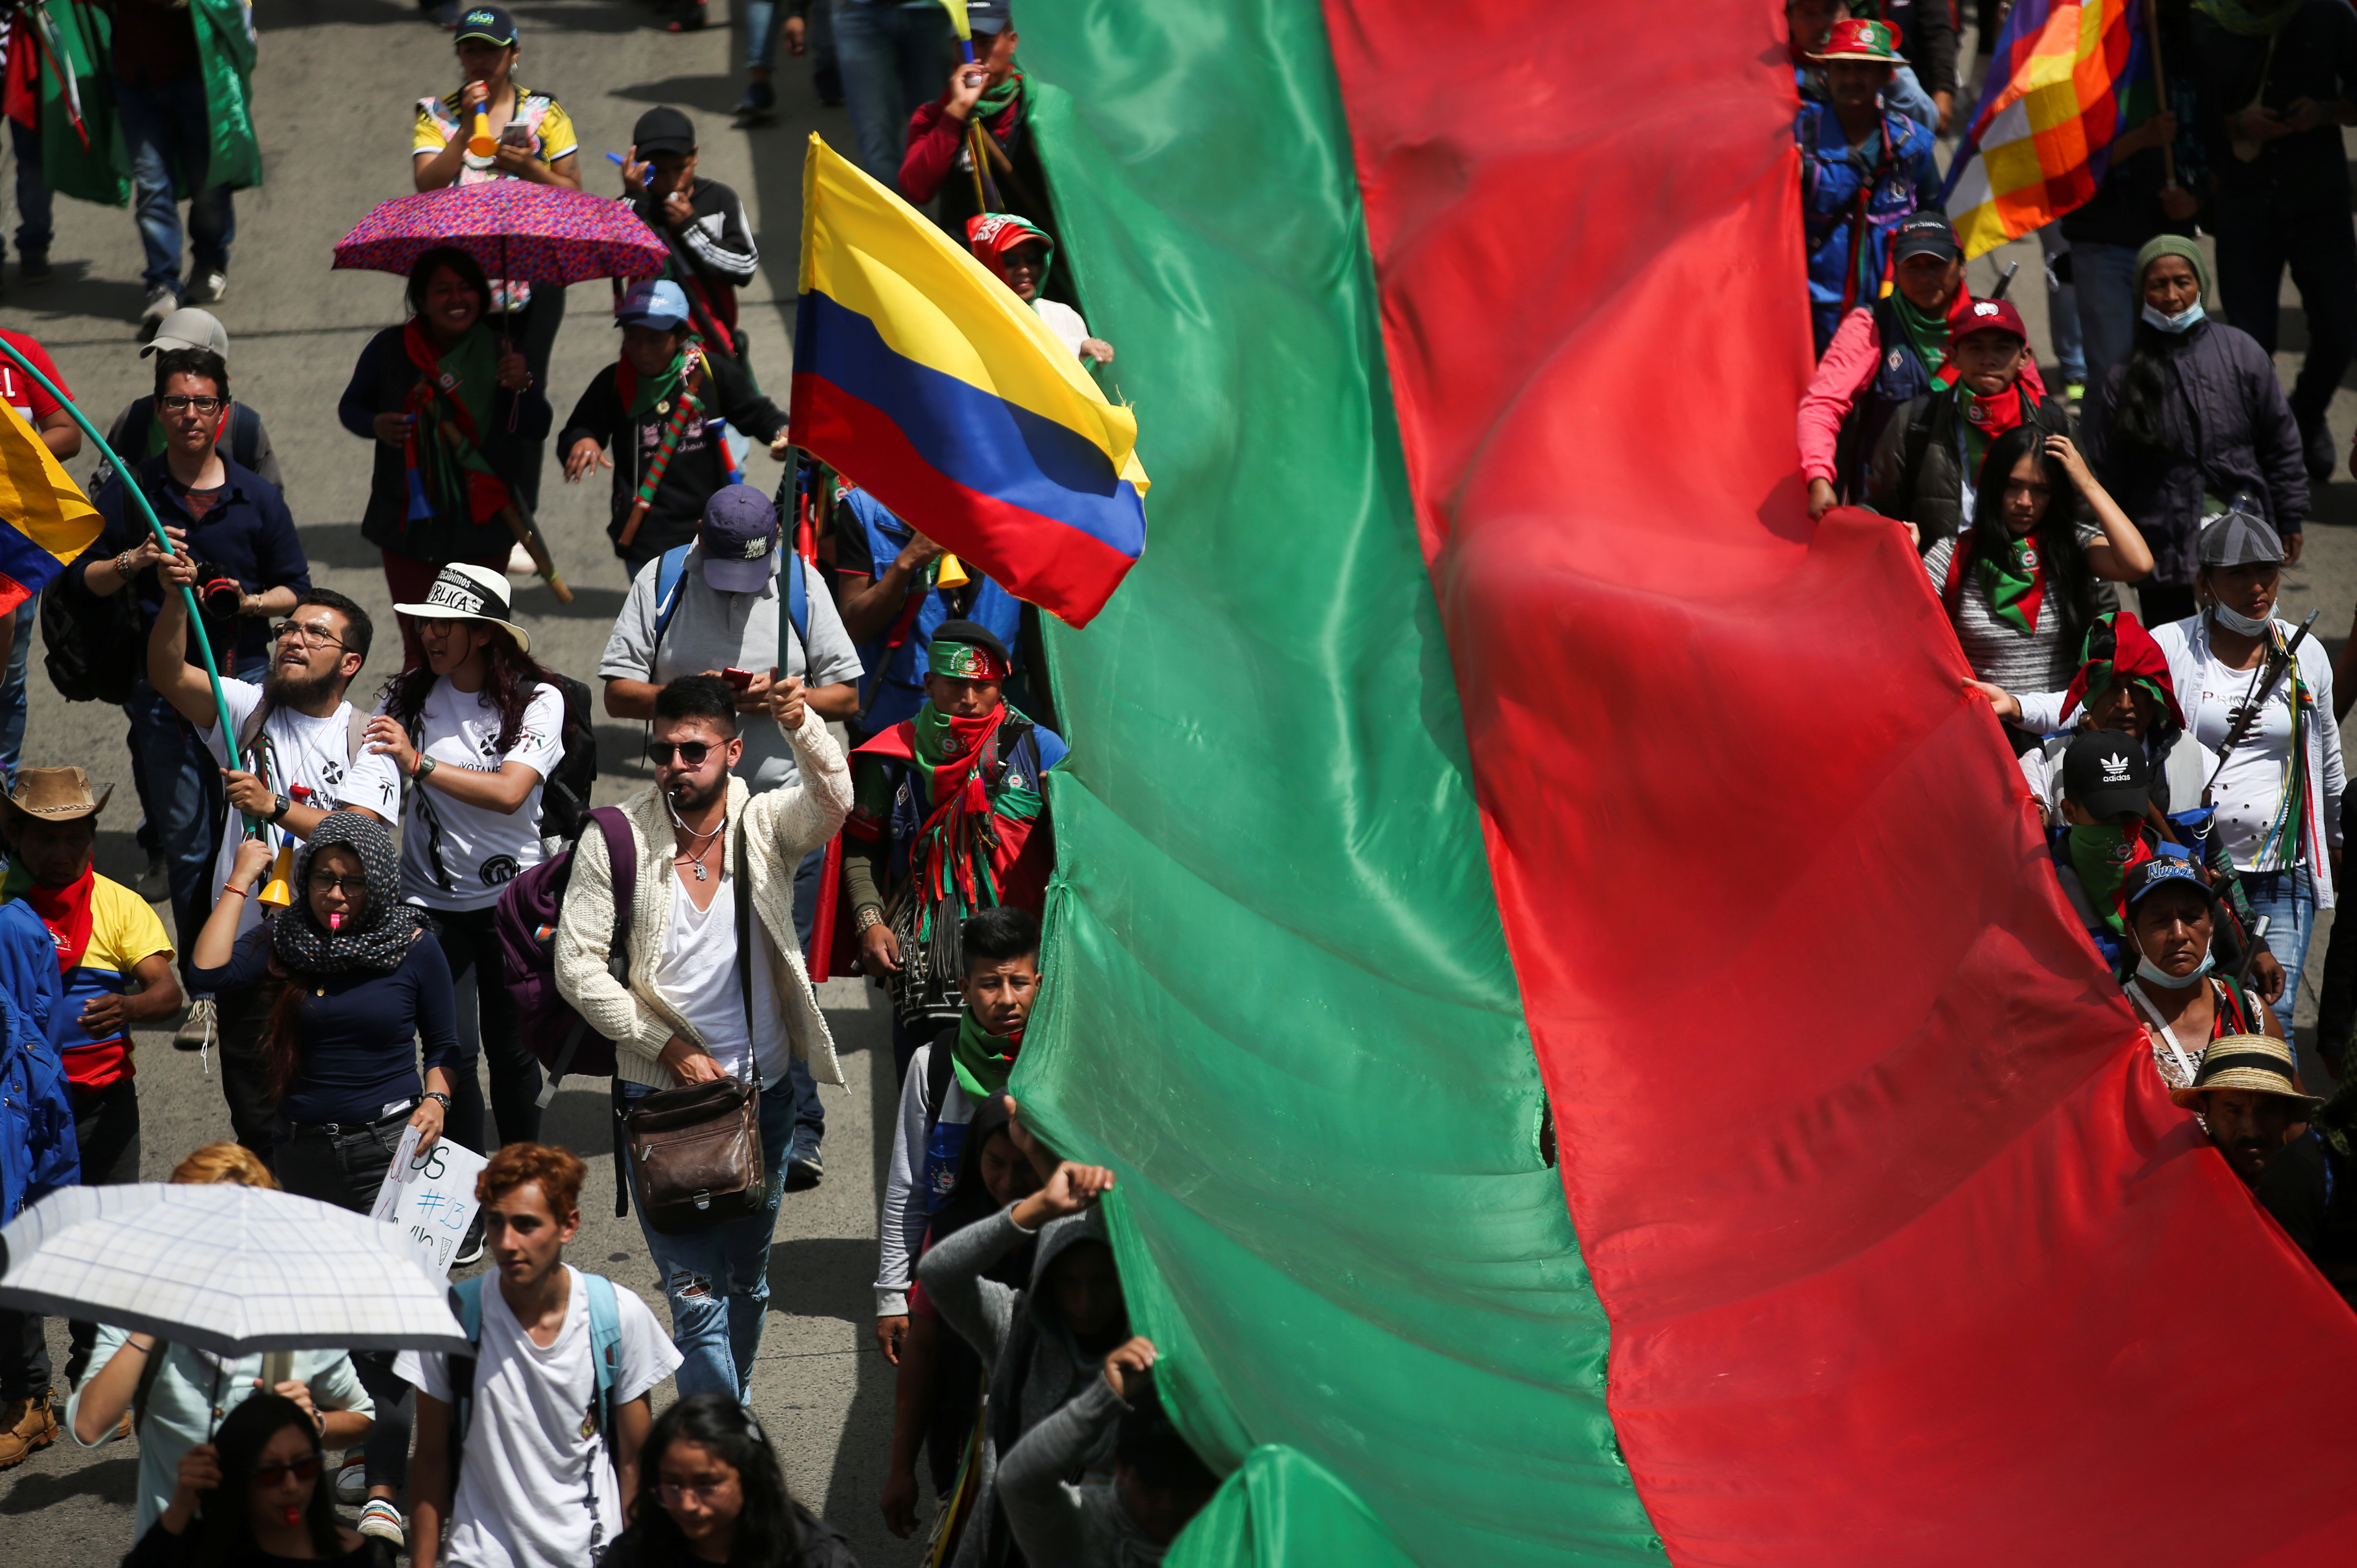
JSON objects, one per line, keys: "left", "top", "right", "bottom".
{"left": 617, "top": 345, "right": 705, "bottom": 548}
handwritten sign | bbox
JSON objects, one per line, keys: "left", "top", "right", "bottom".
{"left": 368, "top": 1127, "right": 489, "bottom": 1280}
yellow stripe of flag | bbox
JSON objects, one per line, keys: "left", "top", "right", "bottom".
{"left": 0, "top": 397, "right": 101, "bottom": 575}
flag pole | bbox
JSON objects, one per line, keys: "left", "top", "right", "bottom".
{"left": 2145, "top": 0, "right": 2177, "bottom": 187}
{"left": 0, "top": 336, "right": 249, "bottom": 788}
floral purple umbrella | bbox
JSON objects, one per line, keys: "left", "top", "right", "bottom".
{"left": 331, "top": 181, "right": 668, "bottom": 284}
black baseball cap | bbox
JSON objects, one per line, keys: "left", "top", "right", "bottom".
{"left": 967, "top": 0, "right": 1014, "bottom": 33}
{"left": 2063, "top": 729, "right": 2151, "bottom": 821}
{"left": 452, "top": 5, "right": 517, "bottom": 45}
{"left": 1891, "top": 214, "right": 1960, "bottom": 264}
{"left": 633, "top": 106, "right": 697, "bottom": 158}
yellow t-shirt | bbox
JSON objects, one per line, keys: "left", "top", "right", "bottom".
{"left": 8, "top": 874, "right": 173, "bottom": 1090}
{"left": 411, "top": 87, "right": 579, "bottom": 174}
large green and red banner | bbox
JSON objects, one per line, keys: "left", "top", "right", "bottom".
{"left": 1005, "top": 2, "right": 2357, "bottom": 1562}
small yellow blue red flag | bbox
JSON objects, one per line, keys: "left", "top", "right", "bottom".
{"left": 0, "top": 398, "right": 101, "bottom": 614}
{"left": 790, "top": 135, "right": 1148, "bottom": 629}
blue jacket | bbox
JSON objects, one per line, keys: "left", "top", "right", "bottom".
{"left": 1796, "top": 100, "right": 1942, "bottom": 358}
{"left": 0, "top": 900, "right": 76, "bottom": 1223}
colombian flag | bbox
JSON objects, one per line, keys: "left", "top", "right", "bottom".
{"left": 1941, "top": 0, "right": 2146, "bottom": 257}
{"left": 0, "top": 397, "right": 102, "bottom": 615}
{"left": 790, "top": 135, "right": 1147, "bottom": 629}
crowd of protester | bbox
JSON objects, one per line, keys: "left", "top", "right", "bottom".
{"left": 0, "top": 5, "right": 1201, "bottom": 1564}
{"left": 1791, "top": 0, "right": 2357, "bottom": 1316}
{"left": 0, "top": 2, "right": 2354, "bottom": 1563}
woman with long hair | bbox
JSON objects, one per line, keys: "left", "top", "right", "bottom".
{"left": 69, "top": 1151, "right": 374, "bottom": 1543}
{"left": 336, "top": 244, "right": 551, "bottom": 669}
{"left": 367, "top": 564, "right": 566, "bottom": 1155}
{"left": 122, "top": 1392, "right": 382, "bottom": 1567}
{"left": 2083, "top": 235, "right": 2308, "bottom": 626}
{"left": 187, "top": 812, "right": 458, "bottom": 1551}
{"left": 1920, "top": 424, "right": 2153, "bottom": 706}
{"left": 601, "top": 1394, "right": 858, "bottom": 1568}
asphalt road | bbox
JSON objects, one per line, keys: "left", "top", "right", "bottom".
{"left": 0, "top": 2, "right": 915, "bottom": 1562}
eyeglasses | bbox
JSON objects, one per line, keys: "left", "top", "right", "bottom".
{"left": 307, "top": 872, "right": 367, "bottom": 895}
{"left": 647, "top": 740, "right": 716, "bottom": 767}
{"left": 159, "top": 394, "right": 226, "bottom": 415}
{"left": 251, "top": 1458, "right": 321, "bottom": 1488}
{"left": 656, "top": 1481, "right": 732, "bottom": 1508}
{"left": 271, "top": 621, "right": 346, "bottom": 651}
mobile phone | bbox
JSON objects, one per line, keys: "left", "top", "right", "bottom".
{"left": 498, "top": 122, "right": 532, "bottom": 148}
{"left": 722, "top": 667, "right": 755, "bottom": 691}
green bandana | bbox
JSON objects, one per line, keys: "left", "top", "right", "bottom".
{"left": 928, "top": 639, "right": 1006, "bottom": 681}
{"left": 2065, "top": 822, "right": 2151, "bottom": 936}
{"left": 952, "top": 1006, "right": 1021, "bottom": 1100}
{"left": 1975, "top": 534, "right": 2045, "bottom": 634}
{"left": 620, "top": 343, "right": 695, "bottom": 422}
{"left": 974, "top": 67, "right": 1024, "bottom": 120}
{"left": 1894, "top": 294, "right": 1952, "bottom": 380}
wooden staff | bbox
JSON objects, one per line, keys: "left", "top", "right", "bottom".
{"left": 499, "top": 503, "right": 572, "bottom": 603}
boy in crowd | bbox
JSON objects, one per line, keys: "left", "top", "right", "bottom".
{"left": 402, "top": 1144, "right": 679, "bottom": 1568}
{"left": 1866, "top": 300, "right": 2070, "bottom": 548}
{"left": 0, "top": 768, "right": 180, "bottom": 1385}
{"left": 875, "top": 906, "right": 1040, "bottom": 1364}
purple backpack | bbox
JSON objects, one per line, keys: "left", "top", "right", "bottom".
{"left": 496, "top": 806, "right": 638, "bottom": 1101}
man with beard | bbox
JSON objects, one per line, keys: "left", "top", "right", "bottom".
{"left": 147, "top": 570, "right": 398, "bottom": 1163}
{"left": 2173, "top": 1033, "right": 2318, "bottom": 1191}
{"left": 554, "top": 674, "right": 850, "bottom": 1399}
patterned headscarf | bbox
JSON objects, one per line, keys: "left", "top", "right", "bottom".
{"left": 271, "top": 811, "right": 420, "bottom": 975}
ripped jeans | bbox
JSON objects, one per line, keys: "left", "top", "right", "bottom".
{"left": 622, "top": 1076, "right": 797, "bottom": 1401}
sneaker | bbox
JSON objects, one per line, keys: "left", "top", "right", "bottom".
{"left": 2064, "top": 380, "right": 2085, "bottom": 404}
{"left": 504, "top": 541, "right": 536, "bottom": 576}
{"left": 453, "top": 1211, "right": 486, "bottom": 1268}
{"left": 137, "top": 285, "right": 177, "bottom": 342}
{"left": 15, "top": 250, "right": 44, "bottom": 282}
{"left": 785, "top": 1152, "right": 823, "bottom": 1191}
{"left": 334, "top": 1452, "right": 367, "bottom": 1504}
{"left": 186, "top": 268, "right": 227, "bottom": 306}
{"left": 733, "top": 79, "right": 778, "bottom": 122}
{"left": 0, "top": 1390, "right": 57, "bottom": 1470}
{"left": 133, "top": 856, "right": 169, "bottom": 902}
{"left": 173, "top": 997, "right": 216, "bottom": 1054}
{"left": 356, "top": 1499, "right": 405, "bottom": 1549}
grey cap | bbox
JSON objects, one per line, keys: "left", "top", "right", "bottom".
{"left": 2197, "top": 509, "right": 2286, "bottom": 568}
{"left": 140, "top": 307, "right": 229, "bottom": 360}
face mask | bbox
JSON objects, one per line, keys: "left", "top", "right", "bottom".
{"left": 2211, "top": 600, "right": 2271, "bottom": 636}
{"left": 2135, "top": 949, "right": 2214, "bottom": 989}
{"left": 2140, "top": 301, "right": 2205, "bottom": 334}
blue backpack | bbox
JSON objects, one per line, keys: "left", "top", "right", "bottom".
{"left": 651, "top": 542, "right": 809, "bottom": 666}
{"left": 445, "top": 1271, "right": 624, "bottom": 1471}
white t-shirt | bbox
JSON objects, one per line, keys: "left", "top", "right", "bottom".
{"left": 200, "top": 679, "right": 404, "bottom": 937}
{"left": 1035, "top": 298, "right": 1090, "bottom": 358}
{"left": 649, "top": 864, "right": 790, "bottom": 1081}
{"left": 389, "top": 678, "right": 566, "bottom": 910}
{"left": 2188, "top": 650, "right": 2301, "bottom": 870}
{"left": 395, "top": 1267, "right": 678, "bottom": 1568}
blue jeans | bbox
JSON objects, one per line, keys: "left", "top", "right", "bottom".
{"left": 2213, "top": 192, "right": 2357, "bottom": 435}
{"left": 125, "top": 675, "right": 218, "bottom": 951}
{"left": 9, "top": 118, "right": 50, "bottom": 257}
{"left": 2240, "top": 864, "right": 2317, "bottom": 1037}
{"left": 0, "top": 597, "right": 34, "bottom": 781}
{"left": 2072, "top": 239, "right": 2142, "bottom": 398}
{"left": 116, "top": 70, "right": 235, "bottom": 292}
{"left": 834, "top": 0, "right": 954, "bottom": 188}
{"left": 624, "top": 1075, "right": 797, "bottom": 1401}
{"left": 2038, "top": 223, "right": 2085, "bottom": 386}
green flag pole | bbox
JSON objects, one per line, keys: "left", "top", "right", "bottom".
{"left": 0, "top": 336, "right": 254, "bottom": 813}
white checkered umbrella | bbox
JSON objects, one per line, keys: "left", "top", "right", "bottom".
{"left": 0, "top": 1183, "right": 468, "bottom": 1357}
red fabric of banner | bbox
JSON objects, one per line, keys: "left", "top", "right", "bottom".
{"left": 1322, "top": 1, "right": 2357, "bottom": 1562}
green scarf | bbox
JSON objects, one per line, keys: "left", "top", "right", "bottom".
{"left": 952, "top": 1006, "right": 1021, "bottom": 1099}
{"left": 1893, "top": 294, "right": 1952, "bottom": 380}
{"left": 1975, "top": 534, "right": 2044, "bottom": 634}
{"left": 2065, "top": 822, "right": 2152, "bottom": 936}
{"left": 2193, "top": 0, "right": 2302, "bottom": 36}
{"left": 619, "top": 344, "right": 693, "bottom": 422}
{"left": 974, "top": 67, "right": 1023, "bottom": 121}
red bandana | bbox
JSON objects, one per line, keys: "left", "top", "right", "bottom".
{"left": 24, "top": 867, "right": 95, "bottom": 973}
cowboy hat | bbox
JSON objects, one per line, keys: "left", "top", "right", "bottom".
{"left": 2168, "top": 1033, "right": 2323, "bottom": 1114}
{"left": 3, "top": 766, "right": 112, "bottom": 822}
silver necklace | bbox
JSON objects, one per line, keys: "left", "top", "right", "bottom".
{"left": 667, "top": 803, "right": 724, "bottom": 882}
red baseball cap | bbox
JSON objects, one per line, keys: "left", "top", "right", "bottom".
{"left": 1951, "top": 297, "right": 2027, "bottom": 345}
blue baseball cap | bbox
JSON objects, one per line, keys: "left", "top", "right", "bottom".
{"left": 700, "top": 484, "right": 778, "bottom": 594}
{"left": 616, "top": 279, "right": 691, "bottom": 332}
{"left": 2124, "top": 855, "right": 2220, "bottom": 910}
{"left": 967, "top": 0, "right": 1014, "bottom": 33}
{"left": 453, "top": 5, "right": 517, "bottom": 45}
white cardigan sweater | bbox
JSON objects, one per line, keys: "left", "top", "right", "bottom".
{"left": 554, "top": 706, "right": 852, "bottom": 1089}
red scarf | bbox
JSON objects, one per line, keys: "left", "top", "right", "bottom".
{"left": 400, "top": 318, "right": 511, "bottom": 527}
{"left": 24, "top": 867, "right": 95, "bottom": 973}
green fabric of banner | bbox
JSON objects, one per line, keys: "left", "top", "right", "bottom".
{"left": 1010, "top": 1, "right": 1663, "bottom": 1562}
{"left": 1165, "top": 1445, "right": 1423, "bottom": 1568}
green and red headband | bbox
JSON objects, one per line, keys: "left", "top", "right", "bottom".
{"left": 931, "top": 638, "right": 1009, "bottom": 681}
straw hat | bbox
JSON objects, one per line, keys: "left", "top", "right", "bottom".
{"left": 2168, "top": 1033, "right": 2322, "bottom": 1113}
{"left": 3, "top": 766, "right": 111, "bottom": 822}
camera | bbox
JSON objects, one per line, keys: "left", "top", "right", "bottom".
{"left": 191, "top": 563, "right": 243, "bottom": 620}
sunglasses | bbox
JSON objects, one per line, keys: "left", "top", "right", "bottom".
{"left": 307, "top": 872, "right": 367, "bottom": 895}
{"left": 252, "top": 1458, "right": 322, "bottom": 1488}
{"left": 647, "top": 740, "right": 717, "bottom": 767}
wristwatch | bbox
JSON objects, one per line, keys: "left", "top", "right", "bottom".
{"left": 266, "top": 793, "right": 291, "bottom": 824}
{"left": 415, "top": 755, "right": 438, "bottom": 781}
{"left": 422, "top": 1091, "right": 452, "bottom": 1110}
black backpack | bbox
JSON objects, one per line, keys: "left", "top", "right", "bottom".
{"left": 39, "top": 562, "right": 141, "bottom": 705}
{"left": 537, "top": 672, "right": 598, "bottom": 843}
